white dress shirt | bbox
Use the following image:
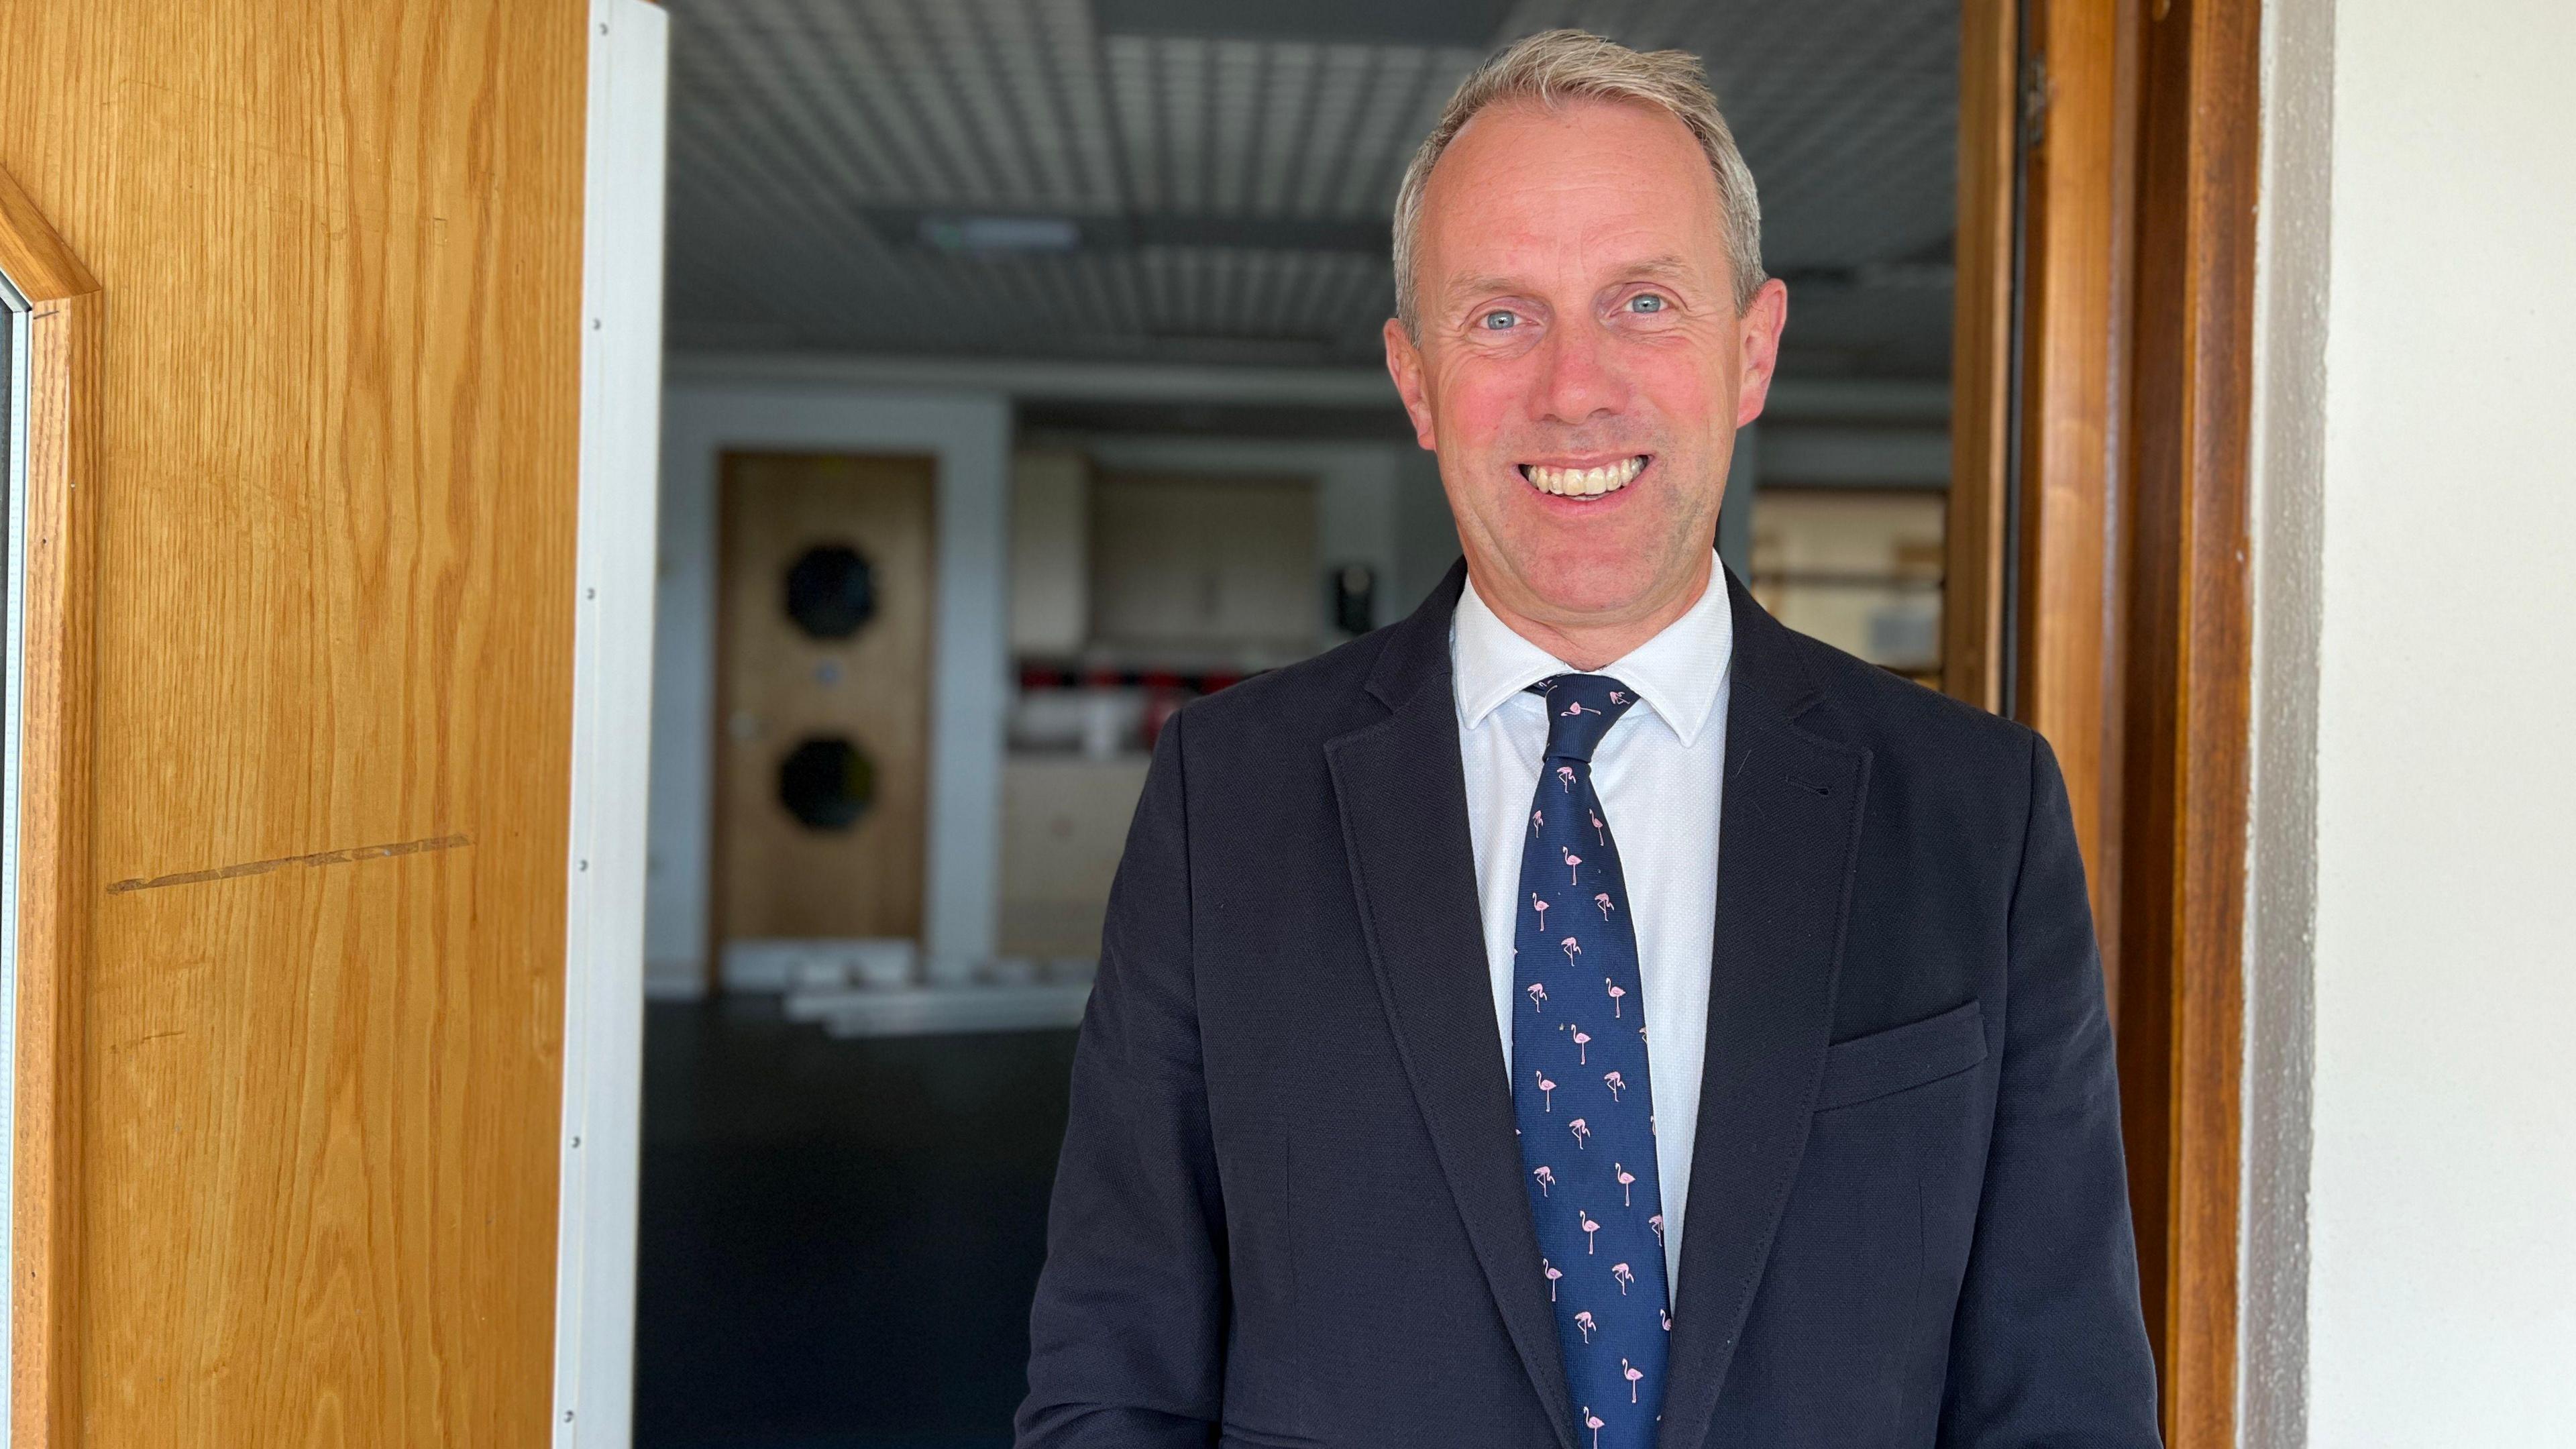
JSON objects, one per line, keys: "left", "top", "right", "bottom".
{"left": 1449, "top": 553, "right": 1734, "bottom": 1291}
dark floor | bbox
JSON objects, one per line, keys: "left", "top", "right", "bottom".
{"left": 635, "top": 997, "right": 1079, "bottom": 1449}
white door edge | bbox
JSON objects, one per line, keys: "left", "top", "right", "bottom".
{"left": 555, "top": 3, "right": 669, "bottom": 1444}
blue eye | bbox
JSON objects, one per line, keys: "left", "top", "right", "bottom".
{"left": 1627, "top": 293, "right": 1667, "bottom": 313}
{"left": 1480, "top": 309, "right": 1519, "bottom": 331}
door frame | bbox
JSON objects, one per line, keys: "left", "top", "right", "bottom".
{"left": 0, "top": 158, "right": 101, "bottom": 1449}
{"left": 1947, "top": 2, "right": 2261, "bottom": 1444}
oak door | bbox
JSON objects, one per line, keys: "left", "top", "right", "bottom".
{"left": 714, "top": 451, "right": 937, "bottom": 951}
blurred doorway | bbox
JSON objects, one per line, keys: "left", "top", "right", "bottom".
{"left": 635, "top": 4, "right": 1974, "bottom": 1447}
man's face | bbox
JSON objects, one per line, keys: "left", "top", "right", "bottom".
{"left": 1385, "top": 98, "right": 1787, "bottom": 631}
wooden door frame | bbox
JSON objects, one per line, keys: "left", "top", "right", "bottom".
{"left": 1, "top": 158, "right": 101, "bottom": 1449}
{"left": 1947, "top": 2, "right": 2260, "bottom": 1445}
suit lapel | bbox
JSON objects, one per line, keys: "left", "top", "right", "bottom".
{"left": 1325, "top": 561, "right": 1580, "bottom": 1449}
{"left": 1656, "top": 568, "right": 1872, "bottom": 1449}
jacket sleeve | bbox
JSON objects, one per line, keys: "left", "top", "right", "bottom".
{"left": 1015, "top": 710, "right": 1227, "bottom": 1448}
{"left": 1937, "top": 730, "right": 2165, "bottom": 1448}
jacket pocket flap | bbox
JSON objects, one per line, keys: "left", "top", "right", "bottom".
{"left": 1815, "top": 999, "right": 1988, "bottom": 1111}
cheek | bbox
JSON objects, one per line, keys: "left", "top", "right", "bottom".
{"left": 1631, "top": 346, "right": 1733, "bottom": 437}
{"left": 1432, "top": 358, "right": 1538, "bottom": 455}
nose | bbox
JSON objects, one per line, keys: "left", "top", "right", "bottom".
{"left": 1531, "top": 317, "right": 1630, "bottom": 425}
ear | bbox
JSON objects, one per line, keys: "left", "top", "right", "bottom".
{"left": 1733, "top": 277, "right": 1790, "bottom": 428}
{"left": 1383, "top": 317, "right": 1440, "bottom": 452}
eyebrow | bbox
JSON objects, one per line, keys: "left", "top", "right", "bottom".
{"left": 1442, "top": 255, "right": 1703, "bottom": 307}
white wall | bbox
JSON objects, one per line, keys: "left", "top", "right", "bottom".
{"left": 648, "top": 382, "right": 1012, "bottom": 994}
{"left": 2251, "top": 1, "right": 2576, "bottom": 1442}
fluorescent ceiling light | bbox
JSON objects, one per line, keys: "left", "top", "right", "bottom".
{"left": 918, "top": 215, "right": 1082, "bottom": 254}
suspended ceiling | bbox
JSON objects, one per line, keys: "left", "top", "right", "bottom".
{"left": 664, "top": 0, "right": 1958, "bottom": 380}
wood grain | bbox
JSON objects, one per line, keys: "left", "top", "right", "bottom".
{"left": 715, "top": 452, "right": 936, "bottom": 948}
{"left": 2114, "top": 0, "right": 2259, "bottom": 1443}
{"left": 1942, "top": 0, "right": 2017, "bottom": 715}
{"left": 1, "top": 163, "right": 103, "bottom": 1449}
{"left": 2012, "top": 0, "right": 2145, "bottom": 1004}
{"left": 0, "top": 2, "right": 589, "bottom": 1443}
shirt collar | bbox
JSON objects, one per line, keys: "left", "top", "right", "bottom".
{"left": 1448, "top": 551, "right": 1735, "bottom": 749}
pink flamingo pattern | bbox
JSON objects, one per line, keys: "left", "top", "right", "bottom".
{"left": 1503, "top": 672, "right": 1666, "bottom": 1449}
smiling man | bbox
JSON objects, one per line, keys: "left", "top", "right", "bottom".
{"left": 1018, "top": 30, "right": 2160, "bottom": 1449}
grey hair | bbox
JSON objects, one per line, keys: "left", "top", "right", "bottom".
{"left": 1391, "top": 29, "right": 1766, "bottom": 335}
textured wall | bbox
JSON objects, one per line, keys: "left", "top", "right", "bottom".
{"left": 2251, "top": 0, "right": 2576, "bottom": 1442}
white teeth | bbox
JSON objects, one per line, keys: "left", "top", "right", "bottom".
{"left": 1523, "top": 455, "right": 1646, "bottom": 497}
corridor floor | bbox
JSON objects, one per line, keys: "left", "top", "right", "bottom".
{"left": 635, "top": 996, "right": 1078, "bottom": 1449}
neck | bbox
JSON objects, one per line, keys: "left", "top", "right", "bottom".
{"left": 1473, "top": 552, "right": 1717, "bottom": 671}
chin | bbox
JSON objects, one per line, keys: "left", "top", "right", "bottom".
{"left": 1513, "top": 543, "right": 1672, "bottom": 620}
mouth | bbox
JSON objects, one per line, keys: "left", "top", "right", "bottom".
{"left": 1517, "top": 454, "right": 1649, "bottom": 499}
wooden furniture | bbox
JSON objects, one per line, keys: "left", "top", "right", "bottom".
{"left": 1087, "top": 473, "right": 1318, "bottom": 652}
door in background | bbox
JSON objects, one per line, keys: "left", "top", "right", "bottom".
{"left": 714, "top": 452, "right": 936, "bottom": 956}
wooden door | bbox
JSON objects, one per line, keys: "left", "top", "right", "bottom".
{"left": 0, "top": 0, "right": 598, "bottom": 1444}
{"left": 714, "top": 453, "right": 937, "bottom": 950}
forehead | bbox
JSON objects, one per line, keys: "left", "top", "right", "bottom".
{"left": 1417, "top": 96, "right": 1727, "bottom": 290}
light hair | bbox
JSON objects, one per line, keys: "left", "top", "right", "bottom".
{"left": 1391, "top": 29, "right": 1765, "bottom": 335}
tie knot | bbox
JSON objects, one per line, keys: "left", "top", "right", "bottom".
{"left": 1527, "top": 674, "right": 1640, "bottom": 762}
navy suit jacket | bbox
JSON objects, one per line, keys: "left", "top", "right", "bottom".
{"left": 1018, "top": 561, "right": 2161, "bottom": 1449}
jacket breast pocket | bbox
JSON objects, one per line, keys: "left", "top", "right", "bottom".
{"left": 1815, "top": 999, "right": 1988, "bottom": 1112}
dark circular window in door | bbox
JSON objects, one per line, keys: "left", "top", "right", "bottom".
{"left": 785, "top": 543, "right": 877, "bottom": 639}
{"left": 778, "top": 735, "right": 876, "bottom": 830}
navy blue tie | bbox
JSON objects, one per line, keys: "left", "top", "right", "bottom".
{"left": 1512, "top": 674, "right": 1668, "bottom": 1449}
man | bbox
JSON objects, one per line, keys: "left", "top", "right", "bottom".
{"left": 1018, "top": 29, "right": 2159, "bottom": 1449}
